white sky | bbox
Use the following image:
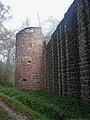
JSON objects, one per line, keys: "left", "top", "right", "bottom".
{"left": 1, "top": 0, "right": 74, "bottom": 30}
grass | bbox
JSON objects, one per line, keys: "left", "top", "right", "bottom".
{"left": 0, "top": 86, "right": 90, "bottom": 120}
{"left": 0, "top": 92, "right": 49, "bottom": 120}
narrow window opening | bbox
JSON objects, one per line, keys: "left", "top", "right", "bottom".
{"left": 27, "top": 60, "right": 31, "bottom": 63}
{"left": 23, "top": 79, "right": 27, "bottom": 81}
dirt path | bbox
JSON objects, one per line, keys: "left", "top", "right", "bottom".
{"left": 0, "top": 105, "right": 13, "bottom": 120}
{"left": 0, "top": 101, "right": 30, "bottom": 120}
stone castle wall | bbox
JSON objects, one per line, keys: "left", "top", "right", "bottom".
{"left": 15, "top": 0, "right": 90, "bottom": 103}
{"left": 46, "top": 0, "right": 90, "bottom": 103}
{"left": 15, "top": 27, "right": 45, "bottom": 90}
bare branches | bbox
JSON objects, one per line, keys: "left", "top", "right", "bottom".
{"left": 0, "top": 2, "right": 12, "bottom": 24}
{"left": 20, "top": 18, "right": 31, "bottom": 29}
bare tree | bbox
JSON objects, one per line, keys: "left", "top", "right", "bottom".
{"left": 37, "top": 12, "right": 41, "bottom": 27}
{"left": 20, "top": 18, "right": 31, "bottom": 29}
{"left": 0, "top": 1, "right": 12, "bottom": 24}
{"left": 42, "top": 16, "right": 59, "bottom": 36}
{"left": 0, "top": 1, "right": 15, "bottom": 86}
{"left": 36, "top": 14, "right": 59, "bottom": 36}
{"left": 0, "top": 28, "right": 16, "bottom": 86}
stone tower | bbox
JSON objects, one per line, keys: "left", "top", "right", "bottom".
{"left": 15, "top": 27, "right": 45, "bottom": 90}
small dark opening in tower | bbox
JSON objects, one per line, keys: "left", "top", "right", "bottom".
{"left": 27, "top": 60, "right": 31, "bottom": 63}
{"left": 23, "top": 79, "right": 27, "bottom": 81}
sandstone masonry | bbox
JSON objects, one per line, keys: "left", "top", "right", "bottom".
{"left": 46, "top": 0, "right": 90, "bottom": 103}
{"left": 15, "top": 27, "right": 45, "bottom": 90}
{"left": 15, "top": 0, "right": 90, "bottom": 103}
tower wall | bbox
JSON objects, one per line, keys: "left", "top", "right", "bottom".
{"left": 15, "top": 27, "right": 45, "bottom": 90}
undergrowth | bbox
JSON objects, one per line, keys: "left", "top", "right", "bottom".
{"left": 0, "top": 87, "right": 90, "bottom": 120}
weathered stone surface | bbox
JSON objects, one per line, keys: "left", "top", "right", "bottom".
{"left": 46, "top": 0, "right": 90, "bottom": 103}
{"left": 15, "top": 0, "right": 90, "bottom": 104}
{"left": 15, "top": 27, "right": 45, "bottom": 90}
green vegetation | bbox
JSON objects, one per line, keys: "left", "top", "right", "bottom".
{"left": 0, "top": 72, "right": 14, "bottom": 87}
{"left": 0, "top": 87, "right": 90, "bottom": 120}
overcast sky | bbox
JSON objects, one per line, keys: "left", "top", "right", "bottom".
{"left": 2, "top": 0, "right": 74, "bottom": 30}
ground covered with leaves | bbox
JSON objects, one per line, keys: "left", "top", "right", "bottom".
{"left": 0, "top": 87, "right": 90, "bottom": 120}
